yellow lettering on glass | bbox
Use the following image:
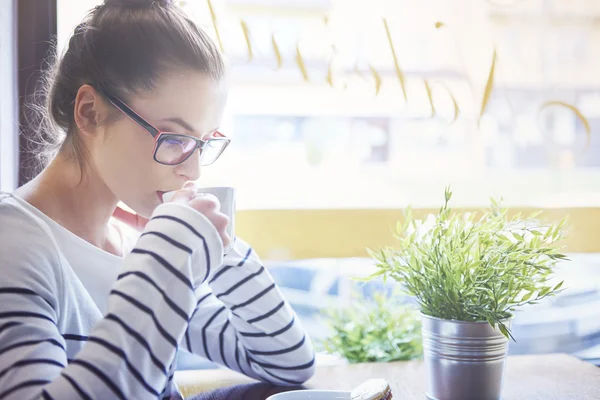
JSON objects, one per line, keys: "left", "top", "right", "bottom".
{"left": 383, "top": 18, "right": 408, "bottom": 102}
{"left": 207, "top": 0, "right": 224, "bottom": 53}
{"left": 540, "top": 101, "right": 592, "bottom": 148}
{"left": 424, "top": 80, "right": 435, "bottom": 117}
{"left": 370, "top": 64, "right": 382, "bottom": 95}
{"left": 480, "top": 49, "right": 497, "bottom": 123}
{"left": 240, "top": 20, "right": 253, "bottom": 61}
{"left": 296, "top": 44, "right": 309, "bottom": 82}
{"left": 271, "top": 33, "right": 283, "bottom": 69}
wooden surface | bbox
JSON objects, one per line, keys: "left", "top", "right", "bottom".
{"left": 176, "top": 354, "right": 600, "bottom": 399}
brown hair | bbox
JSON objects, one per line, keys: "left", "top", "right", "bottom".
{"left": 30, "top": 0, "right": 224, "bottom": 173}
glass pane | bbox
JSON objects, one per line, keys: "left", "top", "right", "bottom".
{"left": 199, "top": 139, "right": 228, "bottom": 166}
{"left": 155, "top": 135, "right": 196, "bottom": 165}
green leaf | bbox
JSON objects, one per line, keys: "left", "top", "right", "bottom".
{"left": 521, "top": 291, "right": 534, "bottom": 302}
{"left": 553, "top": 281, "right": 564, "bottom": 291}
{"left": 528, "top": 210, "right": 543, "bottom": 220}
{"left": 543, "top": 226, "right": 554, "bottom": 240}
{"left": 444, "top": 187, "right": 452, "bottom": 203}
{"left": 498, "top": 324, "right": 514, "bottom": 341}
{"left": 497, "top": 234, "right": 511, "bottom": 242}
{"left": 512, "top": 232, "right": 524, "bottom": 241}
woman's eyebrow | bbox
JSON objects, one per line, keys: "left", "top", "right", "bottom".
{"left": 159, "top": 117, "right": 195, "bottom": 132}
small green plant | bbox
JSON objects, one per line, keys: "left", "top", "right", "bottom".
{"left": 366, "top": 187, "right": 568, "bottom": 340}
{"left": 321, "top": 293, "right": 422, "bottom": 363}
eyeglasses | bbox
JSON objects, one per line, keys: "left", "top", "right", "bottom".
{"left": 100, "top": 90, "right": 230, "bottom": 166}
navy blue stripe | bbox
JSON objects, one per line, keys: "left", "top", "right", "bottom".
{"left": 160, "top": 361, "right": 175, "bottom": 399}
{"left": 117, "top": 271, "right": 189, "bottom": 321}
{"left": 237, "top": 248, "right": 252, "bottom": 265}
{"left": 0, "top": 321, "right": 21, "bottom": 335}
{"left": 105, "top": 313, "right": 167, "bottom": 374}
{"left": 232, "top": 311, "right": 243, "bottom": 320}
{"left": 235, "top": 338, "right": 243, "bottom": 374}
{"left": 248, "top": 355, "right": 315, "bottom": 371}
{"left": 216, "top": 266, "right": 265, "bottom": 299}
{"left": 185, "top": 292, "right": 212, "bottom": 352}
{"left": 209, "top": 247, "right": 252, "bottom": 284}
{"left": 88, "top": 337, "right": 161, "bottom": 395}
{"left": 159, "top": 384, "right": 168, "bottom": 399}
{"left": 41, "top": 390, "right": 54, "bottom": 400}
{"left": 248, "top": 301, "right": 285, "bottom": 324}
{"left": 231, "top": 284, "right": 276, "bottom": 311}
{"left": 209, "top": 265, "right": 233, "bottom": 284}
{"left": 248, "top": 335, "right": 306, "bottom": 356}
{"left": 219, "top": 320, "right": 231, "bottom": 368}
{"left": 0, "top": 359, "right": 64, "bottom": 380}
{"left": 110, "top": 290, "right": 177, "bottom": 347}
{"left": 261, "top": 369, "right": 306, "bottom": 385}
{"left": 62, "top": 372, "right": 93, "bottom": 400}
{"left": 63, "top": 334, "right": 88, "bottom": 341}
{"left": 0, "top": 288, "right": 53, "bottom": 309}
{"left": 0, "top": 379, "right": 52, "bottom": 399}
{"left": 70, "top": 359, "right": 126, "bottom": 400}
{"left": 159, "top": 371, "right": 176, "bottom": 399}
{"left": 239, "top": 317, "right": 295, "bottom": 338}
{"left": 131, "top": 249, "right": 193, "bottom": 290}
{"left": 151, "top": 215, "right": 211, "bottom": 282}
{"left": 195, "top": 292, "right": 213, "bottom": 308}
{"left": 140, "top": 231, "right": 192, "bottom": 253}
{"left": 0, "top": 338, "right": 65, "bottom": 357}
{"left": 202, "top": 306, "right": 227, "bottom": 360}
{"left": 0, "top": 311, "right": 54, "bottom": 324}
{"left": 245, "top": 349, "right": 252, "bottom": 370}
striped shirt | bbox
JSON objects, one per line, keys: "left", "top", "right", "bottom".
{"left": 0, "top": 193, "right": 315, "bottom": 399}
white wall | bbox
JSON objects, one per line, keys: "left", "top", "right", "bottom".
{"left": 0, "top": 0, "right": 18, "bottom": 191}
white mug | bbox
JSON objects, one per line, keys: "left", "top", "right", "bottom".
{"left": 163, "top": 186, "right": 236, "bottom": 254}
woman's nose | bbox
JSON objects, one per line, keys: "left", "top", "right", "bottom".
{"left": 175, "top": 149, "right": 201, "bottom": 182}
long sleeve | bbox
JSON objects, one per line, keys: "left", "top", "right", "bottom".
{"left": 0, "top": 202, "right": 223, "bottom": 400}
{"left": 181, "top": 238, "right": 316, "bottom": 385}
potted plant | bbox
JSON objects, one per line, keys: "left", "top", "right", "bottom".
{"left": 321, "top": 292, "right": 422, "bottom": 364}
{"left": 365, "top": 188, "right": 568, "bottom": 400}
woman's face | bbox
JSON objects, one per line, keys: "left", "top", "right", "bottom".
{"left": 90, "top": 70, "right": 227, "bottom": 217}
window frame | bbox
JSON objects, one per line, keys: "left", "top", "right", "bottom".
{"left": 0, "top": 0, "right": 19, "bottom": 192}
{"left": 16, "top": 0, "right": 57, "bottom": 187}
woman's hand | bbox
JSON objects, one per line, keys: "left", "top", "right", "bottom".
{"left": 169, "top": 185, "right": 231, "bottom": 249}
{"left": 112, "top": 183, "right": 230, "bottom": 249}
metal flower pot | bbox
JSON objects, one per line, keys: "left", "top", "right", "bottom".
{"left": 421, "top": 314, "right": 512, "bottom": 400}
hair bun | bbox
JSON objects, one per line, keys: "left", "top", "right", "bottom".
{"left": 103, "top": 0, "right": 174, "bottom": 8}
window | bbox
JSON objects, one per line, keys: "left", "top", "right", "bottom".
{"left": 59, "top": 0, "right": 600, "bottom": 209}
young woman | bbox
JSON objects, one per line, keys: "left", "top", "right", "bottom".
{"left": 0, "top": 0, "right": 315, "bottom": 398}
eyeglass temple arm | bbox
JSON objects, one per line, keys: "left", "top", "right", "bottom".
{"left": 101, "top": 90, "right": 160, "bottom": 138}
